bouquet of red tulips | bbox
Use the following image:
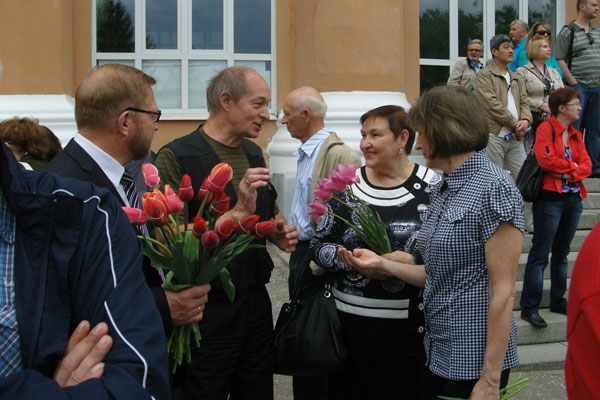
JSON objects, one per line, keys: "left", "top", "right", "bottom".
{"left": 307, "top": 163, "right": 392, "bottom": 255}
{"left": 123, "top": 162, "right": 276, "bottom": 372}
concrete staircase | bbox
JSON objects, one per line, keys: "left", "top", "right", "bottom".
{"left": 515, "top": 178, "right": 600, "bottom": 371}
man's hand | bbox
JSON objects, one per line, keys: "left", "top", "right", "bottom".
{"left": 164, "top": 283, "right": 211, "bottom": 326}
{"left": 53, "top": 321, "right": 113, "bottom": 388}
{"left": 271, "top": 215, "right": 298, "bottom": 253}
{"left": 514, "top": 120, "right": 529, "bottom": 139}
{"left": 229, "top": 168, "right": 270, "bottom": 220}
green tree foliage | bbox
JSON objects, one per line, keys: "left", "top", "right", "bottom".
{"left": 97, "top": 0, "right": 134, "bottom": 53}
{"left": 495, "top": 4, "right": 519, "bottom": 39}
{"left": 420, "top": 8, "right": 449, "bottom": 59}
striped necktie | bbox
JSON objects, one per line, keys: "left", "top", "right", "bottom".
{"left": 120, "top": 171, "right": 150, "bottom": 238}
{"left": 120, "top": 171, "right": 165, "bottom": 281}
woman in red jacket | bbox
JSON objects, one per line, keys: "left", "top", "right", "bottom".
{"left": 520, "top": 87, "right": 591, "bottom": 328}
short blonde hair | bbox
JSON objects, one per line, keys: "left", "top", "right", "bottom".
{"left": 408, "top": 85, "right": 488, "bottom": 159}
{"left": 525, "top": 37, "right": 551, "bottom": 60}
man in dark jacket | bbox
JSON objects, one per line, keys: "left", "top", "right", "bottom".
{"left": 0, "top": 140, "right": 170, "bottom": 398}
{"left": 46, "top": 64, "right": 209, "bottom": 334}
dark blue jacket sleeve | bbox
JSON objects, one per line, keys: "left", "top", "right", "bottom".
{"left": 0, "top": 190, "right": 170, "bottom": 399}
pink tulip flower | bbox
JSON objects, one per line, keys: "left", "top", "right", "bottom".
{"left": 122, "top": 207, "right": 147, "bottom": 226}
{"left": 307, "top": 199, "right": 327, "bottom": 219}
{"left": 164, "top": 184, "right": 184, "bottom": 214}
{"left": 142, "top": 163, "right": 161, "bottom": 188}
{"left": 178, "top": 174, "right": 194, "bottom": 202}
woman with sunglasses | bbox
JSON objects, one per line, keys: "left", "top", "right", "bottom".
{"left": 517, "top": 37, "right": 564, "bottom": 144}
{"left": 519, "top": 87, "right": 591, "bottom": 329}
{"left": 517, "top": 22, "right": 563, "bottom": 78}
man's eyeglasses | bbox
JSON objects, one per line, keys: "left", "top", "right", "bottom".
{"left": 468, "top": 48, "right": 483, "bottom": 52}
{"left": 535, "top": 30, "right": 551, "bottom": 37}
{"left": 586, "top": 32, "right": 595, "bottom": 45}
{"left": 124, "top": 107, "right": 162, "bottom": 122}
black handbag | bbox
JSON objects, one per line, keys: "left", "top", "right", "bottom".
{"left": 516, "top": 122, "right": 555, "bottom": 202}
{"left": 273, "top": 247, "right": 346, "bottom": 376}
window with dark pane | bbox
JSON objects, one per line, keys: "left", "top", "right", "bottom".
{"left": 495, "top": 0, "right": 518, "bottom": 37}
{"left": 458, "top": 0, "right": 483, "bottom": 57}
{"left": 146, "top": 0, "right": 178, "bottom": 49}
{"left": 529, "top": 0, "right": 557, "bottom": 39}
{"left": 192, "top": 0, "right": 224, "bottom": 50}
{"left": 234, "top": 0, "right": 271, "bottom": 54}
{"left": 96, "top": 0, "right": 134, "bottom": 52}
{"left": 419, "top": 0, "right": 449, "bottom": 59}
{"left": 420, "top": 65, "right": 450, "bottom": 94}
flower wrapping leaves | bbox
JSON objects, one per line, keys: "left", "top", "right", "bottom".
{"left": 142, "top": 163, "right": 161, "bottom": 188}
{"left": 122, "top": 207, "right": 147, "bottom": 225}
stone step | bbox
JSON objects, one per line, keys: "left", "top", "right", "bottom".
{"left": 583, "top": 193, "right": 600, "bottom": 209}
{"left": 514, "top": 279, "right": 570, "bottom": 311}
{"left": 522, "top": 230, "right": 589, "bottom": 254}
{"left": 575, "top": 210, "right": 600, "bottom": 230}
{"left": 514, "top": 342, "right": 567, "bottom": 371}
{"left": 583, "top": 177, "right": 600, "bottom": 193}
{"left": 516, "top": 253, "right": 577, "bottom": 281}
{"left": 514, "top": 309, "right": 566, "bottom": 345}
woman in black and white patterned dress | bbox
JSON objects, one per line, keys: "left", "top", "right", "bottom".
{"left": 312, "top": 105, "right": 440, "bottom": 400}
{"left": 339, "top": 87, "right": 524, "bottom": 400}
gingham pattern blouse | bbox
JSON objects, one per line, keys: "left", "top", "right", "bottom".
{"left": 416, "top": 150, "right": 524, "bottom": 380}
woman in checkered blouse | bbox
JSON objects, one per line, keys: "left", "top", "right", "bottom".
{"left": 338, "top": 85, "right": 525, "bottom": 400}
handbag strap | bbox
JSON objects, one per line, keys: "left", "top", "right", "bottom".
{"left": 289, "top": 243, "right": 331, "bottom": 303}
{"left": 532, "top": 121, "right": 555, "bottom": 148}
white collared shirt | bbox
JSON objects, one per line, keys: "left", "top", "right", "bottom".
{"left": 73, "top": 134, "right": 130, "bottom": 206}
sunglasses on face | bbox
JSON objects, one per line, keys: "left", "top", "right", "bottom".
{"left": 587, "top": 32, "right": 595, "bottom": 45}
{"left": 535, "top": 30, "right": 551, "bottom": 36}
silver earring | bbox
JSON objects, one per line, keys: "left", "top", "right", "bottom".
{"left": 399, "top": 149, "right": 404, "bottom": 154}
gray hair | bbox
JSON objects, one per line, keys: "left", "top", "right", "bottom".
{"left": 510, "top": 19, "right": 528, "bottom": 31}
{"left": 295, "top": 93, "right": 327, "bottom": 118}
{"left": 468, "top": 39, "right": 484, "bottom": 49}
{"left": 206, "top": 66, "right": 252, "bottom": 113}
{"left": 490, "top": 34, "right": 513, "bottom": 52}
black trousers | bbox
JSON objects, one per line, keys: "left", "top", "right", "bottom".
{"left": 288, "top": 241, "right": 329, "bottom": 400}
{"left": 425, "top": 368, "right": 511, "bottom": 399}
{"left": 173, "top": 285, "right": 274, "bottom": 400}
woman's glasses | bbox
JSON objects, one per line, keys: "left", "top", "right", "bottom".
{"left": 535, "top": 30, "right": 551, "bottom": 37}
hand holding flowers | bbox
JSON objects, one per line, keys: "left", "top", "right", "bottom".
{"left": 308, "top": 163, "right": 392, "bottom": 255}
{"left": 122, "top": 162, "right": 276, "bottom": 372}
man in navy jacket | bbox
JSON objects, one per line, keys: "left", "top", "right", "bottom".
{"left": 0, "top": 140, "right": 170, "bottom": 398}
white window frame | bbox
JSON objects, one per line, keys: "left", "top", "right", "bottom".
{"left": 419, "top": 0, "right": 566, "bottom": 82}
{"left": 92, "top": 0, "right": 277, "bottom": 120}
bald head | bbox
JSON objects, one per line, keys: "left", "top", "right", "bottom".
{"left": 285, "top": 86, "right": 327, "bottom": 118}
{"left": 281, "top": 86, "right": 327, "bottom": 143}
{"left": 75, "top": 64, "right": 156, "bottom": 131}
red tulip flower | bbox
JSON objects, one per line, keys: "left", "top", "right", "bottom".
{"left": 210, "top": 192, "right": 230, "bottom": 217}
{"left": 142, "top": 163, "right": 161, "bottom": 188}
{"left": 216, "top": 219, "right": 234, "bottom": 240}
{"left": 142, "top": 192, "right": 169, "bottom": 227}
{"left": 122, "top": 207, "right": 147, "bottom": 226}
{"left": 178, "top": 174, "right": 194, "bottom": 201}
{"left": 253, "top": 220, "right": 276, "bottom": 238}
{"left": 234, "top": 214, "right": 260, "bottom": 235}
{"left": 198, "top": 177, "right": 213, "bottom": 204}
{"left": 164, "top": 184, "right": 184, "bottom": 214}
{"left": 192, "top": 216, "right": 208, "bottom": 239}
{"left": 205, "top": 162, "right": 233, "bottom": 195}
{"left": 201, "top": 230, "right": 220, "bottom": 249}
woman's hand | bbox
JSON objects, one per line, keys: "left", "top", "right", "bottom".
{"left": 382, "top": 251, "right": 414, "bottom": 264}
{"left": 470, "top": 376, "right": 500, "bottom": 400}
{"left": 337, "top": 248, "right": 392, "bottom": 280}
{"left": 547, "top": 171, "right": 573, "bottom": 180}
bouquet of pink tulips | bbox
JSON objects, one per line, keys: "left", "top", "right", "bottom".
{"left": 307, "top": 163, "right": 392, "bottom": 255}
{"left": 123, "top": 162, "right": 275, "bottom": 372}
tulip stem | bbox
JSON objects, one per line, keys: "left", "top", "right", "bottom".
{"left": 159, "top": 226, "right": 175, "bottom": 255}
{"left": 140, "top": 236, "right": 173, "bottom": 258}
